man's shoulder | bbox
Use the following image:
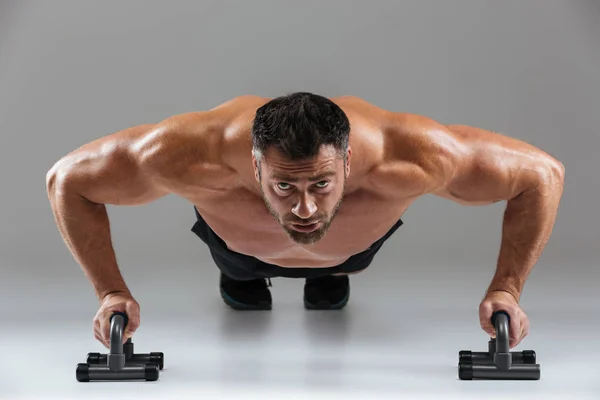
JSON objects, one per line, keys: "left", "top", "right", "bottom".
{"left": 152, "top": 95, "right": 265, "bottom": 144}
{"left": 363, "top": 110, "right": 464, "bottom": 197}
{"left": 138, "top": 96, "right": 265, "bottom": 184}
{"left": 332, "top": 96, "right": 443, "bottom": 137}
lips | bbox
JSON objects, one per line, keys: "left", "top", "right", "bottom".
{"left": 291, "top": 222, "right": 320, "bottom": 232}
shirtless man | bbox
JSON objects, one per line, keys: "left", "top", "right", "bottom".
{"left": 46, "top": 93, "right": 565, "bottom": 350}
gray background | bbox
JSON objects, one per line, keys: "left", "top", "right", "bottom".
{"left": 0, "top": 1, "right": 598, "bottom": 399}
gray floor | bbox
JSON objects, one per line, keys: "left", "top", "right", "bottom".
{"left": 1, "top": 263, "right": 598, "bottom": 400}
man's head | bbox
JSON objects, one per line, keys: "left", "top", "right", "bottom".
{"left": 251, "top": 92, "right": 351, "bottom": 245}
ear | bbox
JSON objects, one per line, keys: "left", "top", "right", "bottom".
{"left": 345, "top": 147, "right": 352, "bottom": 176}
{"left": 252, "top": 154, "right": 261, "bottom": 182}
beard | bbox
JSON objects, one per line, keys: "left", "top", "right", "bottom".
{"left": 259, "top": 176, "right": 346, "bottom": 245}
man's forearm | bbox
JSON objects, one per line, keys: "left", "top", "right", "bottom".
{"left": 487, "top": 168, "right": 565, "bottom": 302}
{"left": 47, "top": 179, "right": 131, "bottom": 301}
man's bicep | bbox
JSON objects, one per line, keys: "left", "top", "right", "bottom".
{"left": 429, "top": 124, "right": 563, "bottom": 205}
{"left": 431, "top": 146, "right": 522, "bottom": 205}
{"left": 47, "top": 124, "right": 170, "bottom": 206}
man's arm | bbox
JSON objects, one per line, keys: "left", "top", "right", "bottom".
{"left": 393, "top": 116, "right": 565, "bottom": 301}
{"left": 45, "top": 114, "right": 209, "bottom": 301}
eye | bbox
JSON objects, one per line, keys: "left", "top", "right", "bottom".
{"left": 277, "top": 182, "right": 292, "bottom": 190}
{"left": 315, "top": 181, "right": 329, "bottom": 188}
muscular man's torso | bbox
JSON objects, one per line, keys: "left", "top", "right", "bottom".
{"left": 57, "top": 95, "right": 516, "bottom": 269}
{"left": 170, "top": 96, "right": 423, "bottom": 268}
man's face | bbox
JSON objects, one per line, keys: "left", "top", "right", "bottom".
{"left": 253, "top": 145, "right": 351, "bottom": 245}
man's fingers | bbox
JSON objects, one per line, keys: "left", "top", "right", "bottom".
{"left": 93, "top": 317, "right": 106, "bottom": 347}
{"left": 94, "top": 308, "right": 138, "bottom": 346}
{"left": 513, "top": 317, "right": 523, "bottom": 347}
{"left": 93, "top": 293, "right": 141, "bottom": 348}
{"left": 94, "top": 328, "right": 102, "bottom": 343}
{"left": 523, "top": 318, "right": 530, "bottom": 340}
{"left": 479, "top": 291, "right": 530, "bottom": 349}
{"left": 123, "top": 301, "right": 140, "bottom": 342}
{"left": 94, "top": 327, "right": 108, "bottom": 348}
{"left": 100, "top": 312, "right": 112, "bottom": 348}
{"left": 502, "top": 308, "right": 529, "bottom": 348}
{"left": 479, "top": 302, "right": 496, "bottom": 337}
{"left": 101, "top": 319, "right": 109, "bottom": 342}
{"left": 515, "top": 316, "right": 529, "bottom": 348}
{"left": 480, "top": 323, "right": 496, "bottom": 337}
{"left": 508, "top": 311, "right": 521, "bottom": 348}
{"left": 480, "top": 302, "right": 522, "bottom": 345}
{"left": 94, "top": 326, "right": 110, "bottom": 348}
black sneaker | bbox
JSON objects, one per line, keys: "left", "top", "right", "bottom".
{"left": 219, "top": 273, "right": 273, "bottom": 310}
{"left": 304, "top": 275, "right": 350, "bottom": 310}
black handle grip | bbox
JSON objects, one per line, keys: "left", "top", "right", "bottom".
{"left": 491, "top": 310, "right": 510, "bottom": 354}
{"left": 491, "top": 310, "right": 510, "bottom": 328}
{"left": 108, "top": 311, "right": 129, "bottom": 365}
{"left": 110, "top": 311, "right": 129, "bottom": 328}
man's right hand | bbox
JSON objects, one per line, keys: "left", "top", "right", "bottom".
{"left": 93, "top": 291, "right": 140, "bottom": 348}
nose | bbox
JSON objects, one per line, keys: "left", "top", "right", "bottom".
{"left": 291, "top": 194, "right": 317, "bottom": 220}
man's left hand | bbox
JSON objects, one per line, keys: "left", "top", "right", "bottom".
{"left": 479, "top": 290, "right": 530, "bottom": 348}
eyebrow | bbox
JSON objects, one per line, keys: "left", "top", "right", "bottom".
{"left": 269, "top": 171, "right": 337, "bottom": 182}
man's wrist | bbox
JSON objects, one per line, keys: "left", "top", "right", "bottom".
{"left": 97, "top": 287, "right": 131, "bottom": 302}
{"left": 486, "top": 278, "right": 522, "bottom": 302}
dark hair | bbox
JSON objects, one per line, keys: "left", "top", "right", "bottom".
{"left": 251, "top": 92, "right": 350, "bottom": 162}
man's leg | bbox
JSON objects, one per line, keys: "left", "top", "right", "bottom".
{"left": 304, "top": 217, "right": 405, "bottom": 310}
{"left": 219, "top": 271, "right": 273, "bottom": 311}
{"left": 303, "top": 269, "right": 366, "bottom": 310}
{"left": 204, "top": 246, "right": 277, "bottom": 311}
{"left": 190, "top": 207, "right": 274, "bottom": 311}
{"left": 304, "top": 275, "right": 351, "bottom": 310}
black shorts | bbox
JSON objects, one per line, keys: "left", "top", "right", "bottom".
{"left": 190, "top": 206, "right": 403, "bottom": 280}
